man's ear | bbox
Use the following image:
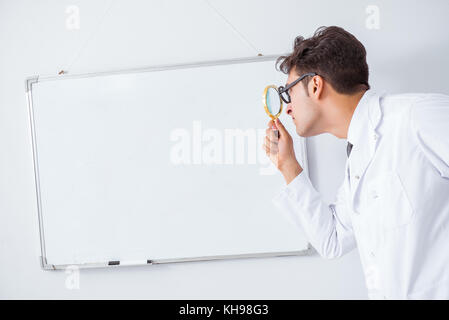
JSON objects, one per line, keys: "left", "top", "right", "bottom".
{"left": 308, "top": 75, "right": 324, "bottom": 99}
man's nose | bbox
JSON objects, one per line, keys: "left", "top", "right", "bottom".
{"left": 286, "top": 104, "right": 293, "bottom": 116}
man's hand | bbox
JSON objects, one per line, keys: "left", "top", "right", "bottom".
{"left": 263, "top": 118, "right": 303, "bottom": 184}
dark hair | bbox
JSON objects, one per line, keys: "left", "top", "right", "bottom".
{"left": 277, "top": 26, "right": 370, "bottom": 95}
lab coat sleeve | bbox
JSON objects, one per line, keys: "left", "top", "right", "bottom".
{"left": 272, "top": 170, "right": 356, "bottom": 259}
{"left": 411, "top": 94, "right": 449, "bottom": 179}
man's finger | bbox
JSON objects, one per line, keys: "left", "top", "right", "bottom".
{"left": 265, "top": 127, "right": 271, "bottom": 135}
{"left": 264, "top": 136, "right": 279, "bottom": 151}
{"left": 271, "top": 129, "right": 280, "bottom": 140}
{"left": 275, "top": 118, "right": 288, "bottom": 134}
{"left": 265, "top": 136, "right": 278, "bottom": 147}
{"left": 266, "top": 130, "right": 279, "bottom": 143}
{"left": 263, "top": 143, "right": 275, "bottom": 157}
{"left": 265, "top": 137, "right": 279, "bottom": 153}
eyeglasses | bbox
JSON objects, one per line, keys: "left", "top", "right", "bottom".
{"left": 278, "top": 72, "right": 317, "bottom": 103}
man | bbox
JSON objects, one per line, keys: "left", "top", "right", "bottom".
{"left": 263, "top": 26, "right": 449, "bottom": 299}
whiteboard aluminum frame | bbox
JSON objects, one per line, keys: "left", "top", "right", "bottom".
{"left": 25, "top": 55, "right": 314, "bottom": 270}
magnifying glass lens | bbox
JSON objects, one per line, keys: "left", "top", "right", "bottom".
{"left": 266, "top": 87, "right": 281, "bottom": 116}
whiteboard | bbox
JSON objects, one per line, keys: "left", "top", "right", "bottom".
{"left": 26, "top": 56, "right": 311, "bottom": 269}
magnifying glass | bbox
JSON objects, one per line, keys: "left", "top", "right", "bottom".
{"left": 262, "top": 85, "right": 283, "bottom": 138}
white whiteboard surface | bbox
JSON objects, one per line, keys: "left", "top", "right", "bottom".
{"left": 26, "top": 56, "right": 311, "bottom": 269}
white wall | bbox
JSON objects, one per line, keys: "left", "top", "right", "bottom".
{"left": 1, "top": 0, "right": 448, "bottom": 299}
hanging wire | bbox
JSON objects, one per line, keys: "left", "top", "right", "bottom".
{"left": 203, "top": 0, "right": 262, "bottom": 56}
{"left": 62, "top": 0, "right": 117, "bottom": 73}
{"left": 62, "top": 0, "right": 262, "bottom": 74}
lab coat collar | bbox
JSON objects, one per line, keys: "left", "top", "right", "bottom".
{"left": 346, "top": 90, "right": 383, "bottom": 209}
{"left": 347, "top": 89, "right": 382, "bottom": 147}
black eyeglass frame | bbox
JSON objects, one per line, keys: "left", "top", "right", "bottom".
{"left": 278, "top": 72, "right": 317, "bottom": 103}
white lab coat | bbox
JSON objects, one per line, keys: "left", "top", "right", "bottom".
{"left": 272, "top": 90, "right": 449, "bottom": 299}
